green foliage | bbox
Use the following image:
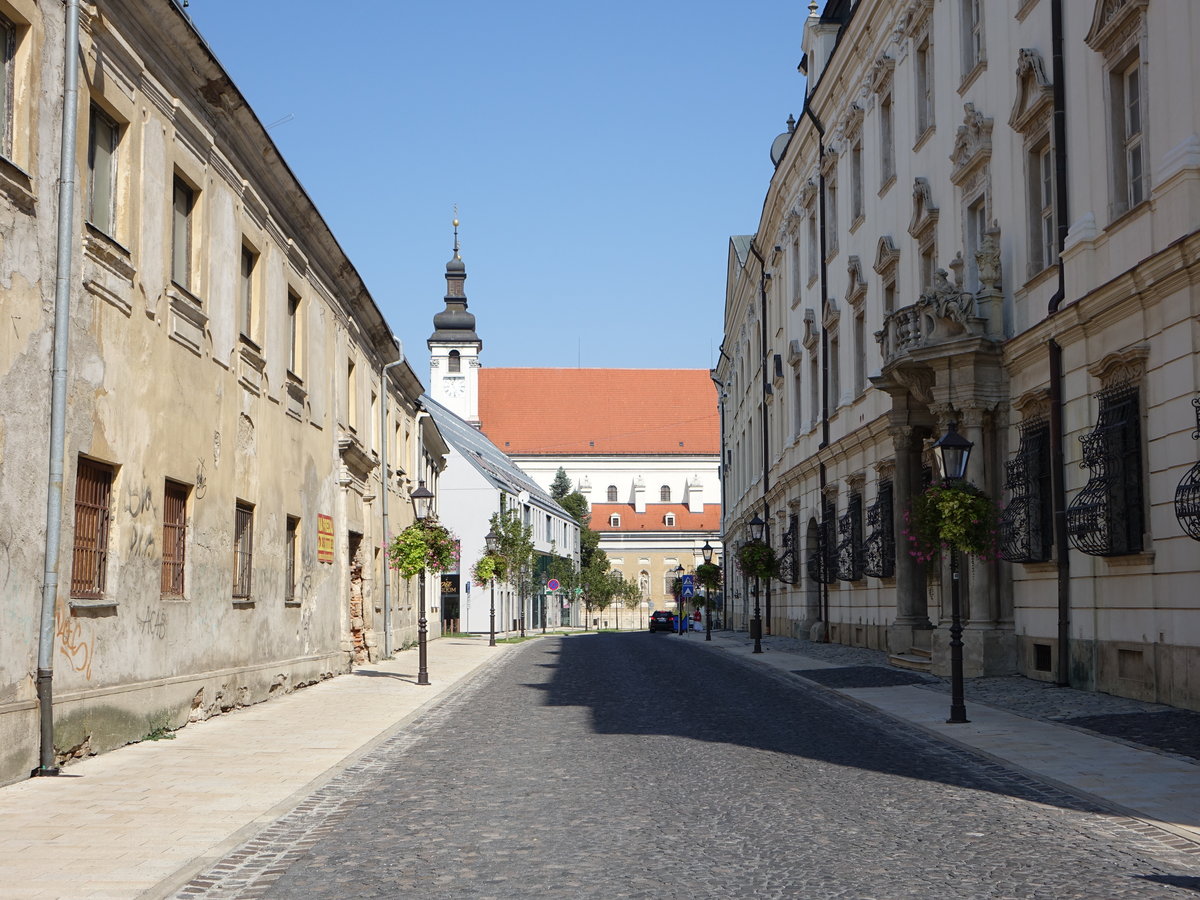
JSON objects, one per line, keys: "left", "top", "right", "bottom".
{"left": 903, "top": 481, "right": 1000, "bottom": 561}
{"left": 736, "top": 540, "right": 777, "bottom": 579}
{"left": 389, "top": 518, "right": 460, "bottom": 578}
{"left": 487, "top": 509, "right": 535, "bottom": 617}
{"left": 696, "top": 562, "right": 722, "bottom": 591}
{"left": 471, "top": 553, "right": 504, "bottom": 585}
{"left": 550, "top": 467, "right": 573, "bottom": 500}
{"left": 617, "top": 578, "right": 642, "bottom": 610}
{"left": 143, "top": 723, "right": 176, "bottom": 742}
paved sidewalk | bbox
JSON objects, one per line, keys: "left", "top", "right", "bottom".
{"left": 700, "top": 630, "right": 1200, "bottom": 850}
{"left": 0, "top": 637, "right": 506, "bottom": 900}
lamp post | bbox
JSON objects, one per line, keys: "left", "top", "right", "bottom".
{"left": 410, "top": 480, "right": 435, "bottom": 686}
{"left": 702, "top": 540, "right": 714, "bottom": 642}
{"left": 674, "top": 564, "right": 686, "bottom": 634}
{"left": 484, "top": 526, "right": 499, "bottom": 648}
{"left": 931, "top": 422, "right": 973, "bottom": 724}
{"left": 750, "top": 515, "right": 764, "bottom": 654}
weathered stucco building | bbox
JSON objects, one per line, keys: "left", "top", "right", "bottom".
{"left": 0, "top": 0, "right": 446, "bottom": 785}
{"left": 719, "top": 0, "right": 1200, "bottom": 708}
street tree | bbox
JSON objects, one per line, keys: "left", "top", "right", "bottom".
{"left": 489, "top": 508, "right": 534, "bottom": 632}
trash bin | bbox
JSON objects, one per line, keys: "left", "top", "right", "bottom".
{"left": 749, "top": 619, "right": 762, "bottom": 640}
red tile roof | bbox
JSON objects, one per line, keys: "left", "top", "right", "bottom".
{"left": 479, "top": 368, "right": 719, "bottom": 455}
{"left": 589, "top": 503, "right": 722, "bottom": 533}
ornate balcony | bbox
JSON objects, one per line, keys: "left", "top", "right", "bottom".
{"left": 875, "top": 268, "right": 992, "bottom": 367}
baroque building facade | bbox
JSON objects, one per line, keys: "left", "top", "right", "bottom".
{"left": 0, "top": 0, "right": 447, "bottom": 785}
{"left": 718, "top": 0, "right": 1200, "bottom": 708}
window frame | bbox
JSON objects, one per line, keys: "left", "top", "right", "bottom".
{"left": 285, "top": 515, "right": 300, "bottom": 604}
{"left": 71, "top": 457, "right": 113, "bottom": 601}
{"left": 239, "top": 244, "right": 258, "bottom": 342}
{"left": 171, "top": 175, "right": 195, "bottom": 291}
{"left": 914, "top": 34, "right": 935, "bottom": 140}
{"left": 161, "top": 480, "right": 189, "bottom": 598}
{"left": 0, "top": 14, "right": 15, "bottom": 159}
{"left": 87, "top": 103, "right": 119, "bottom": 236}
{"left": 233, "top": 502, "right": 254, "bottom": 600}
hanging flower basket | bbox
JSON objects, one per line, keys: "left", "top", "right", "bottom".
{"left": 388, "top": 518, "right": 459, "bottom": 578}
{"left": 471, "top": 553, "right": 505, "bottom": 586}
{"left": 695, "top": 562, "right": 722, "bottom": 592}
{"left": 903, "top": 481, "right": 999, "bottom": 562}
{"left": 736, "top": 540, "right": 776, "bottom": 579}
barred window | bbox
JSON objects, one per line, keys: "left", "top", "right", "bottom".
{"left": 71, "top": 458, "right": 112, "bottom": 600}
{"left": 863, "top": 480, "right": 895, "bottom": 578}
{"left": 161, "top": 480, "right": 188, "bottom": 597}
{"left": 233, "top": 502, "right": 254, "bottom": 599}
{"left": 775, "top": 514, "right": 800, "bottom": 585}
{"left": 607, "top": 485, "right": 618, "bottom": 502}
{"left": 836, "top": 493, "right": 865, "bottom": 582}
{"left": 999, "top": 419, "right": 1052, "bottom": 563}
{"left": 1066, "top": 383, "right": 1144, "bottom": 556}
{"left": 285, "top": 516, "right": 300, "bottom": 603}
{"left": 660, "top": 485, "right": 671, "bottom": 502}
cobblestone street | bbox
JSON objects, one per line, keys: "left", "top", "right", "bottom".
{"left": 176, "top": 634, "right": 1200, "bottom": 899}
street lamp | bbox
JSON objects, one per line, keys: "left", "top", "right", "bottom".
{"left": 702, "top": 540, "right": 714, "bottom": 642}
{"left": 674, "top": 564, "right": 686, "bottom": 635}
{"left": 410, "top": 480, "right": 435, "bottom": 686}
{"left": 749, "top": 515, "right": 765, "bottom": 654}
{"left": 931, "top": 422, "right": 973, "bottom": 724}
{"left": 484, "top": 526, "right": 499, "bottom": 648}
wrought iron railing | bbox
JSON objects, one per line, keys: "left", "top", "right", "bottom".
{"left": 775, "top": 515, "right": 800, "bottom": 584}
{"left": 863, "top": 481, "right": 895, "bottom": 578}
{"left": 999, "top": 417, "right": 1052, "bottom": 562}
{"left": 1174, "top": 397, "right": 1200, "bottom": 541}
{"left": 836, "top": 494, "right": 864, "bottom": 582}
{"left": 1066, "top": 382, "right": 1143, "bottom": 556}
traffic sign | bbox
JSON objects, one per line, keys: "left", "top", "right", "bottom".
{"left": 681, "top": 574, "right": 695, "bottom": 598}
{"left": 546, "top": 578, "right": 561, "bottom": 592}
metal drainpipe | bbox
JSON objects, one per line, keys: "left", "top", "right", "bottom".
{"left": 1046, "top": 0, "right": 1071, "bottom": 687}
{"left": 380, "top": 353, "right": 406, "bottom": 658}
{"left": 748, "top": 243, "right": 772, "bottom": 632}
{"left": 34, "top": 0, "right": 81, "bottom": 778}
{"left": 803, "top": 101, "right": 831, "bottom": 642}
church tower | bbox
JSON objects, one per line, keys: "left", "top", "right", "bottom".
{"left": 428, "top": 217, "right": 482, "bottom": 424}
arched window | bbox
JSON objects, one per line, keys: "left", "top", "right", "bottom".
{"left": 607, "top": 485, "right": 618, "bottom": 502}
{"left": 660, "top": 485, "right": 671, "bottom": 502}
{"left": 448, "top": 350, "right": 461, "bottom": 373}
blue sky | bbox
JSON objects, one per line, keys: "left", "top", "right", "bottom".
{"left": 185, "top": 1, "right": 810, "bottom": 376}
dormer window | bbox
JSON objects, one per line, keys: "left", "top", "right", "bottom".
{"left": 609, "top": 514, "right": 621, "bottom": 528}
{"left": 664, "top": 514, "right": 676, "bottom": 527}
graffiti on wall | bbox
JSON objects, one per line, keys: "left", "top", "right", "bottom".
{"left": 55, "top": 605, "right": 95, "bottom": 680}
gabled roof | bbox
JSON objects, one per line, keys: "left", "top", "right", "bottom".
{"left": 479, "top": 368, "right": 719, "bottom": 456}
{"left": 589, "top": 503, "right": 721, "bottom": 533}
{"left": 730, "top": 235, "right": 754, "bottom": 267}
{"left": 421, "top": 394, "right": 565, "bottom": 516}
